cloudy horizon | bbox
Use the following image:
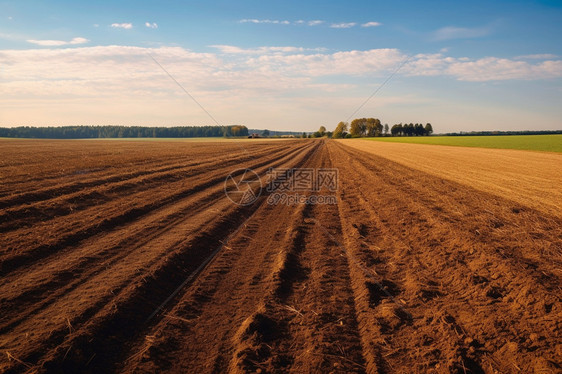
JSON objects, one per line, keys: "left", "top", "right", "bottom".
{"left": 1, "top": 0, "right": 561, "bottom": 132}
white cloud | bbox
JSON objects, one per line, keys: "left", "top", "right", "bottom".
{"left": 8, "top": 16, "right": 13, "bottom": 20}
{"left": 111, "top": 23, "right": 133, "bottom": 29}
{"left": 402, "top": 53, "right": 562, "bottom": 81}
{"left": 361, "top": 22, "right": 381, "bottom": 27}
{"left": 145, "top": 22, "right": 158, "bottom": 29}
{"left": 93, "top": 24, "right": 99, "bottom": 28}
{"left": 330, "top": 22, "right": 356, "bottom": 29}
{"left": 3, "top": 46, "right": 560, "bottom": 101}
{"left": 70, "top": 37, "right": 89, "bottom": 45}
{"left": 26, "top": 37, "right": 89, "bottom": 46}
{"left": 246, "top": 48, "right": 404, "bottom": 76}
{"left": 26, "top": 40, "right": 66, "bottom": 46}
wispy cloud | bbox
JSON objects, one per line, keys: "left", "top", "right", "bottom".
{"left": 514, "top": 53, "right": 557, "bottom": 60}
{"left": 0, "top": 32, "right": 21, "bottom": 41}
{"left": 239, "top": 19, "right": 290, "bottom": 25}
{"left": 432, "top": 25, "right": 490, "bottom": 41}
{"left": 239, "top": 19, "right": 326, "bottom": 26}
{"left": 145, "top": 22, "right": 158, "bottom": 29}
{"left": 26, "top": 37, "right": 89, "bottom": 46}
{"left": 404, "top": 53, "right": 562, "bottom": 81}
{"left": 330, "top": 22, "right": 356, "bottom": 29}
{"left": 210, "top": 45, "right": 327, "bottom": 54}
{"left": 111, "top": 23, "right": 133, "bottom": 29}
{"left": 361, "top": 21, "right": 381, "bottom": 27}
{"left": 308, "top": 20, "right": 324, "bottom": 26}
{"left": 238, "top": 19, "right": 367, "bottom": 29}
{"left": 446, "top": 58, "right": 562, "bottom": 81}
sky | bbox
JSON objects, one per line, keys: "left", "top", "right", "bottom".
{"left": 1, "top": 0, "right": 561, "bottom": 133}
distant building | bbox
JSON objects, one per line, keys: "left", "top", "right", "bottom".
{"left": 248, "top": 133, "right": 261, "bottom": 138}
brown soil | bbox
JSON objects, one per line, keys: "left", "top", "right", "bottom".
{"left": 0, "top": 139, "right": 560, "bottom": 373}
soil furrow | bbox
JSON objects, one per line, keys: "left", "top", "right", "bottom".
{"left": 0, "top": 143, "right": 282, "bottom": 216}
{"left": 329, "top": 140, "right": 561, "bottom": 373}
{"left": 0, "top": 140, "right": 319, "bottom": 373}
{"left": 0, "top": 141, "right": 314, "bottom": 275}
{"left": 1, "top": 138, "right": 559, "bottom": 374}
{"left": 0, "top": 141, "right": 317, "bottom": 325}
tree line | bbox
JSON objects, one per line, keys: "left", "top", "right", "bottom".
{"left": 390, "top": 123, "right": 433, "bottom": 136}
{"left": 0, "top": 125, "right": 249, "bottom": 139}
{"left": 330, "top": 118, "right": 433, "bottom": 138}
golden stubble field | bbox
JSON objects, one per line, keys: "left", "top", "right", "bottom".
{"left": 341, "top": 139, "right": 562, "bottom": 219}
{"left": 0, "top": 138, "right": 560, "bottom": 373}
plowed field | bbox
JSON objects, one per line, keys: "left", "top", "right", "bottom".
{"left": 0, "top": 138, "right": 560, "bottom": 373}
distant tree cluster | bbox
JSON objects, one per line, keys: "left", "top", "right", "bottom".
{"left": 248, "top": 129, "right": 303, "bottom": 137}
{"left": 350, "top": 118, "right": 383, "bottom": 137}
{"left": 390, "top": 123, "right": 433, "bottom": 136}
{"left": 0, "top": 125, "right": 249, "bottom": 139}
{"left": 310, "top": 126, "right": 327, "bottom": 138}
{"left": 332, "top": 118, "right": 386, "bottom": 138}
{"left": 331, "top": 118, "right": 433, "bottom": 138}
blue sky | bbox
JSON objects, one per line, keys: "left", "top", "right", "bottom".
{"left": 1, "top": 0, "right": 561, "bottom": 132}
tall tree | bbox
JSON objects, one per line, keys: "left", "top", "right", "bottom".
{"left": 415, "top": 123, "right": 425, "bottom": 136}
{"left": 350, "top": 118, "right": 367, "bottom": 137}
{"left": 424, "top": 123, "right": 433, "bottom": 136}
{"left": 407, "top": 123, "right": 415, "bottom": 136}
{"left": 391, "top": 124, "right": 402, "bottom": 136}
{"left": 365, "top": 118, "right": 382, "bottom": 137}
{"left": 365, "top": 118, "right": 375, "bottom": 137}
{"left": 332, "top": 121, "right": 348, "bottom": 138}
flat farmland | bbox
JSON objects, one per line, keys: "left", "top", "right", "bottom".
{"left": 341, "top": 139, "right": 562, "bottom": 218}
{"left": 0, "top": 139, "right": 560, "bottom": 373}
{"left": 364, "top": 134, "right": 562, "bottom": 153}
